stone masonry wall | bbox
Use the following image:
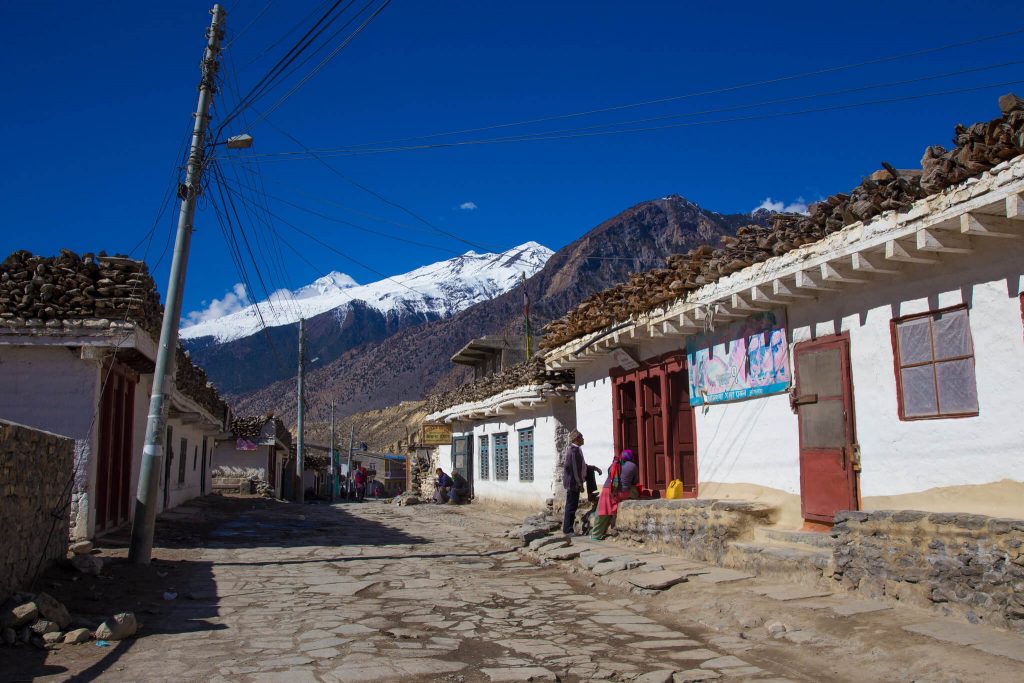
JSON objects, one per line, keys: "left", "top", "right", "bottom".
{"left": 0, "top": 420, "right": 74, "bottom": 602}
{"left": 615, "top": 499, "right": 775, "bottom": 564}
{"left": 832, "top": 510, "right": 1024, "bottom": 633}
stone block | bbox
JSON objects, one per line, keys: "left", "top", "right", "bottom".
{"left": 626, "top": 570, "right": 687, "bottom": 590}
{"left": 64, "top": 628, "right": 91, "bottom": 644}
{"left": 95, "top": 612, "right": 137, "bottom": 641}
{"left": 69, "top": 541, "right": 93, "bottom": 555}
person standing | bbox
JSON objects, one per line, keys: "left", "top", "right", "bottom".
{"left": 561, "top": 430, "right": 587, "bottom": 535}
{"left": 354, "top": 466, "right": 367, "bottom": 502}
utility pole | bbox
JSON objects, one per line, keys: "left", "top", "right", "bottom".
{"left": 129, "top": 4, "right": 226, "bottom": 564}
{"left": 296, "top": 318, "right": 305, "bottom": 504}
{"left": 346, "top": 426, "right": 355, "bottom": 499}
{"left": 329, "top": 400, "right": 337, "bottom": 503}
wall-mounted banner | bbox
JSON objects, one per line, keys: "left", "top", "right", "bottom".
{"left": 686, "top": 310, "right": 790, "bottom": 406}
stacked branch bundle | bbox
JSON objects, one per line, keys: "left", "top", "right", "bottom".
{"left": 541, "top": 93, "right": 1024, "bottom": 350}
{"left": 0, "top": 249, "right": 162, "bottom": 333}
{"left": 426, "top": 358, "right": 575, "bottom": 414}
{"left": 174, "top": 348, "right": 229, "bottom": 424}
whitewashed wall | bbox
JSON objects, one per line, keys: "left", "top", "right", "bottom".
{"left": 161, "top": 419, "right": 215, "bottom": 511}
{"left": 449, "top": 399, "right": 575, "bottom": 509}
{"left": 568, "top": 234, "right": 1024, "bottom": 518}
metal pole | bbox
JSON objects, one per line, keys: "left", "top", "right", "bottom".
{"left": 346, "top": 426, "right": 355, "bottom": 500}
{"left": 329, "top": 400, "right": 336, "bottom": 503}
{"left": 296, "top": 318, "right": 305, "bottom": 503}
{"left": 129, "top": 4, "right": 225, "bottom": 564}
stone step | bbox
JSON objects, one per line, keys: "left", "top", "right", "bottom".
{"left": 727, "top": 541, "right": 832, "bottom": 578}
{"left": 752, "top": 526, "right": 836, "bottom": 550}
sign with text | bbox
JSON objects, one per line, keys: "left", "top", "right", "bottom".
{"left": 421, "top": 423, "right": 453, "bottom": 446}
{"left": 686, "top": 310, "right": 791, "bottom": 406}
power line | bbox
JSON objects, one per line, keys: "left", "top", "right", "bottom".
{"left": 227, "top": 79, "right": 1024, "bottom": 159}
{"left": 314, "top": 26, "right": 1024, "bottom": 152}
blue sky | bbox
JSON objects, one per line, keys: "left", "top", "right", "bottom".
{"left": 1, "top": 1, "right": 1021, "bottom": 324}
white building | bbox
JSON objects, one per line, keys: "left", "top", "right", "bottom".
{"left": 544, "top": 156, "right": 1024, "bottom": 527}
{"left": 211, "top": 416, "right": 292, "bottom": 499}
{"left": 426, "top": 338, "right": 575, "bottom": 510}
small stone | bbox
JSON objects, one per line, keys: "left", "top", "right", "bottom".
{"left": 72, "top": 553, "right": 103, "bottom": 576}
{"left": 95, "top": 612, "right": 137, "bottom": 641}
{"left": 42, "top": 631, "right": 63, "bottom": 645}
{"left": 31, "top": 620, "right": 59, "bottom": 635}
{"left": 765, "top": 621, "right": 788, "bottom": 636}
{"left": 35, "top": 592, "right": 72, "bottom": 630}
{"left": 64, "top": 628, "right": 91, "bottom": 644}
{"left": 69, "top": 541, "right": 94, "bottom": 555}
{"left": 9, "top": 602, "right": 39, "bottom": 627}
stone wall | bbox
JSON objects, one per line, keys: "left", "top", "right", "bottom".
{"left": 615, "top": 499, "right": 775, "bottom": 564}
{"left": 0, "top": 420, "right": 74, "bottom": 602}
{"left": 832, "top": 510, "right": 1024, "bottom": 633}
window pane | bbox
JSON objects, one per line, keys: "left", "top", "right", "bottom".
{"left": 896, "top": 316, "right": 933, "bottom": 365}
{"left": 936, "top": 359, "right": 979, "bottom": 414}
{"left": 799, "top": 399, "right": 846, "bottom": 448}
{"left": 796, "top": 348, "right": 842, "bottom": 397}
{"left": 900, "top": 365, "right": 938, "bottom": 417}
{"left": 932, "top": 308, "right": 973, "bottom": 360}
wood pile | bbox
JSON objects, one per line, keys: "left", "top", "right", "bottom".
{"left": 230, "top": 414, "right": 291, "bottom": 448}
{"left": 0, "top": 249, "right": 162, "bottom": 333}
{"left": 426, "top": 358, "right": 575, "bottom": 414}
{"left": 175, "top": 348, "right": 228, "bottom": 425}
{"left": 541, "top": 93, "right": 1024, "bottom": 350}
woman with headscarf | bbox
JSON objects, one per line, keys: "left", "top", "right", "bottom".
{"left": 591, "top": 449, "right": 639, "bottom": 540}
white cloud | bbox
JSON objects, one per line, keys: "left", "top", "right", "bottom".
{"left": 755, "top": 196, "right": 809, "bottom": 214}
{"left": 458, "top": 201, "right": 478, "bottom": 211}
{"left": 182, "top": 283, "right": 250, "bottom": 327}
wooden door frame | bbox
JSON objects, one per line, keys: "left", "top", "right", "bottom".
{"left": 610, "top": 350, "right": 697, "bottom": 498}
{"left": 793, "top": 332, "right": 860, "bottom": 523}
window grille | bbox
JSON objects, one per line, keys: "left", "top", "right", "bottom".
{"left": 478, "top": 435, "right": 490, "bottom": 480}
{"left": 494, "top": 433, "right": 509, "bottom": 481}
{"left": 893, "top": 306, "right": 978, "bottom": 419}
{"left": 518, "top": 428, "right": 534, "bottom": 482}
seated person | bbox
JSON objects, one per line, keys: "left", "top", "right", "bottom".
{"left": 434, "top": 468, "right": 453, "bottom": 503}
{"left": 449, "top": 471, "right": 471, "bottom": 504}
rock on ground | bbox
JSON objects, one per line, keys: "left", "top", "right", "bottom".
{"left": 95, "top": 612, "right": 137, "bottom": 641}
{"left": 35, "top": 592, "right": 71, "bottom": 629}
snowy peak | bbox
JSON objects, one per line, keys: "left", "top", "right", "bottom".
{"left": 180, "top": 241, "right": 553, "bottom": 343}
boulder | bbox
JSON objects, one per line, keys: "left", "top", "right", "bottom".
{"left": 71, "top": 553, "right": 103, "bottom": 575}
{"left": 35, "top": 592, "right": 71, "bottom": 629}
{"left": 64, "top": 628, "right": 91, "bottom": 644}
{"left": 5, "top": 602, "right": 38, "bottom": 628}
{"left": 95, "top": 612, "right": 137, "bottom": 641}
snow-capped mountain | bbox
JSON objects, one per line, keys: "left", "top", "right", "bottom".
{"left": 180, "top": 241, "right": 553, "bottom": 344}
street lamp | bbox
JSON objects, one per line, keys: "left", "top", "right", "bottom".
{"left": 226, "top": 133, "right": 254, "bottom": 149}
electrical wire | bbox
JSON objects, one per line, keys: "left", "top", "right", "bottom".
{"left": 313, "top": 26, "right": 1024, "bottom": 152}
{"left": 227, "top": 78, "right": 1024, "bottom": 160}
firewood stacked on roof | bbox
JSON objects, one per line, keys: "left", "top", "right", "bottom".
{"left": 541, "top": 93, "right": 1024, "bottom": 350}
{"left": 426, "top": 358, "right": 575, "bottom": 414}
{"left": 0, "top": 249, "right": 163, "bottom": 333}
{"left": 175, "top": 348, "right": 228, "bottom": 425}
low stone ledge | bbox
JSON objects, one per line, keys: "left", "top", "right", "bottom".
{"left": 615, "top": 498, "right": 776, "bottom": 564}
{"left": 832, "top": 509, "right": 1024, "bottom": 633}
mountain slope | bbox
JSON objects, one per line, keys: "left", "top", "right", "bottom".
{"left": 231, "top": 195, "right": 772, "bottom": 426}
{"left": 182, "top": 242, "right": 552, "bottom": 395}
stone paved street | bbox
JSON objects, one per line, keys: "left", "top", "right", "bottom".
{"left": 5, "top": 496, "right": 1024, "bottom": 682}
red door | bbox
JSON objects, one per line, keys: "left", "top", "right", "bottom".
{"left": 96, "top": 364, "right": 136, "bottom": 532}
{"left": 611, "top": 351, "right": 697, "bottom": 497}
{"left": 793, "top": 335, "right": 859, "bottom": 523}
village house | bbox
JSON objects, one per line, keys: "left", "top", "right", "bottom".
{"left": 538, "top": 96, "right": 1024, "bottom": 631}
{"left": 426, "top": 336, "right": 576, "bottom": 509}
{"left": 211, "top": 415, "right": 292, "bottom": 498}
{"left": 0, "top": 250, "right": 229, "bottom": 540}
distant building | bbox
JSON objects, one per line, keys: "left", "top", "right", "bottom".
{"left": 426, "top": 336, "right": 575, "bottom": 510}
{"left": 211, "top": 416, "right": 292, "bottom": 498}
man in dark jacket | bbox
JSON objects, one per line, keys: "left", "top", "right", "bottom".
{"left": 561, "top": 430, "right": 587, "bottom": 534}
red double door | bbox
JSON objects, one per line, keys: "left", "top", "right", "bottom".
{"left": 611, "top": 351, "right": 697, "bottom": 497}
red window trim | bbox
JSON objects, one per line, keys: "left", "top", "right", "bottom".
{"left": 889, "top": 303, "right": 979, "bottom": 421}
